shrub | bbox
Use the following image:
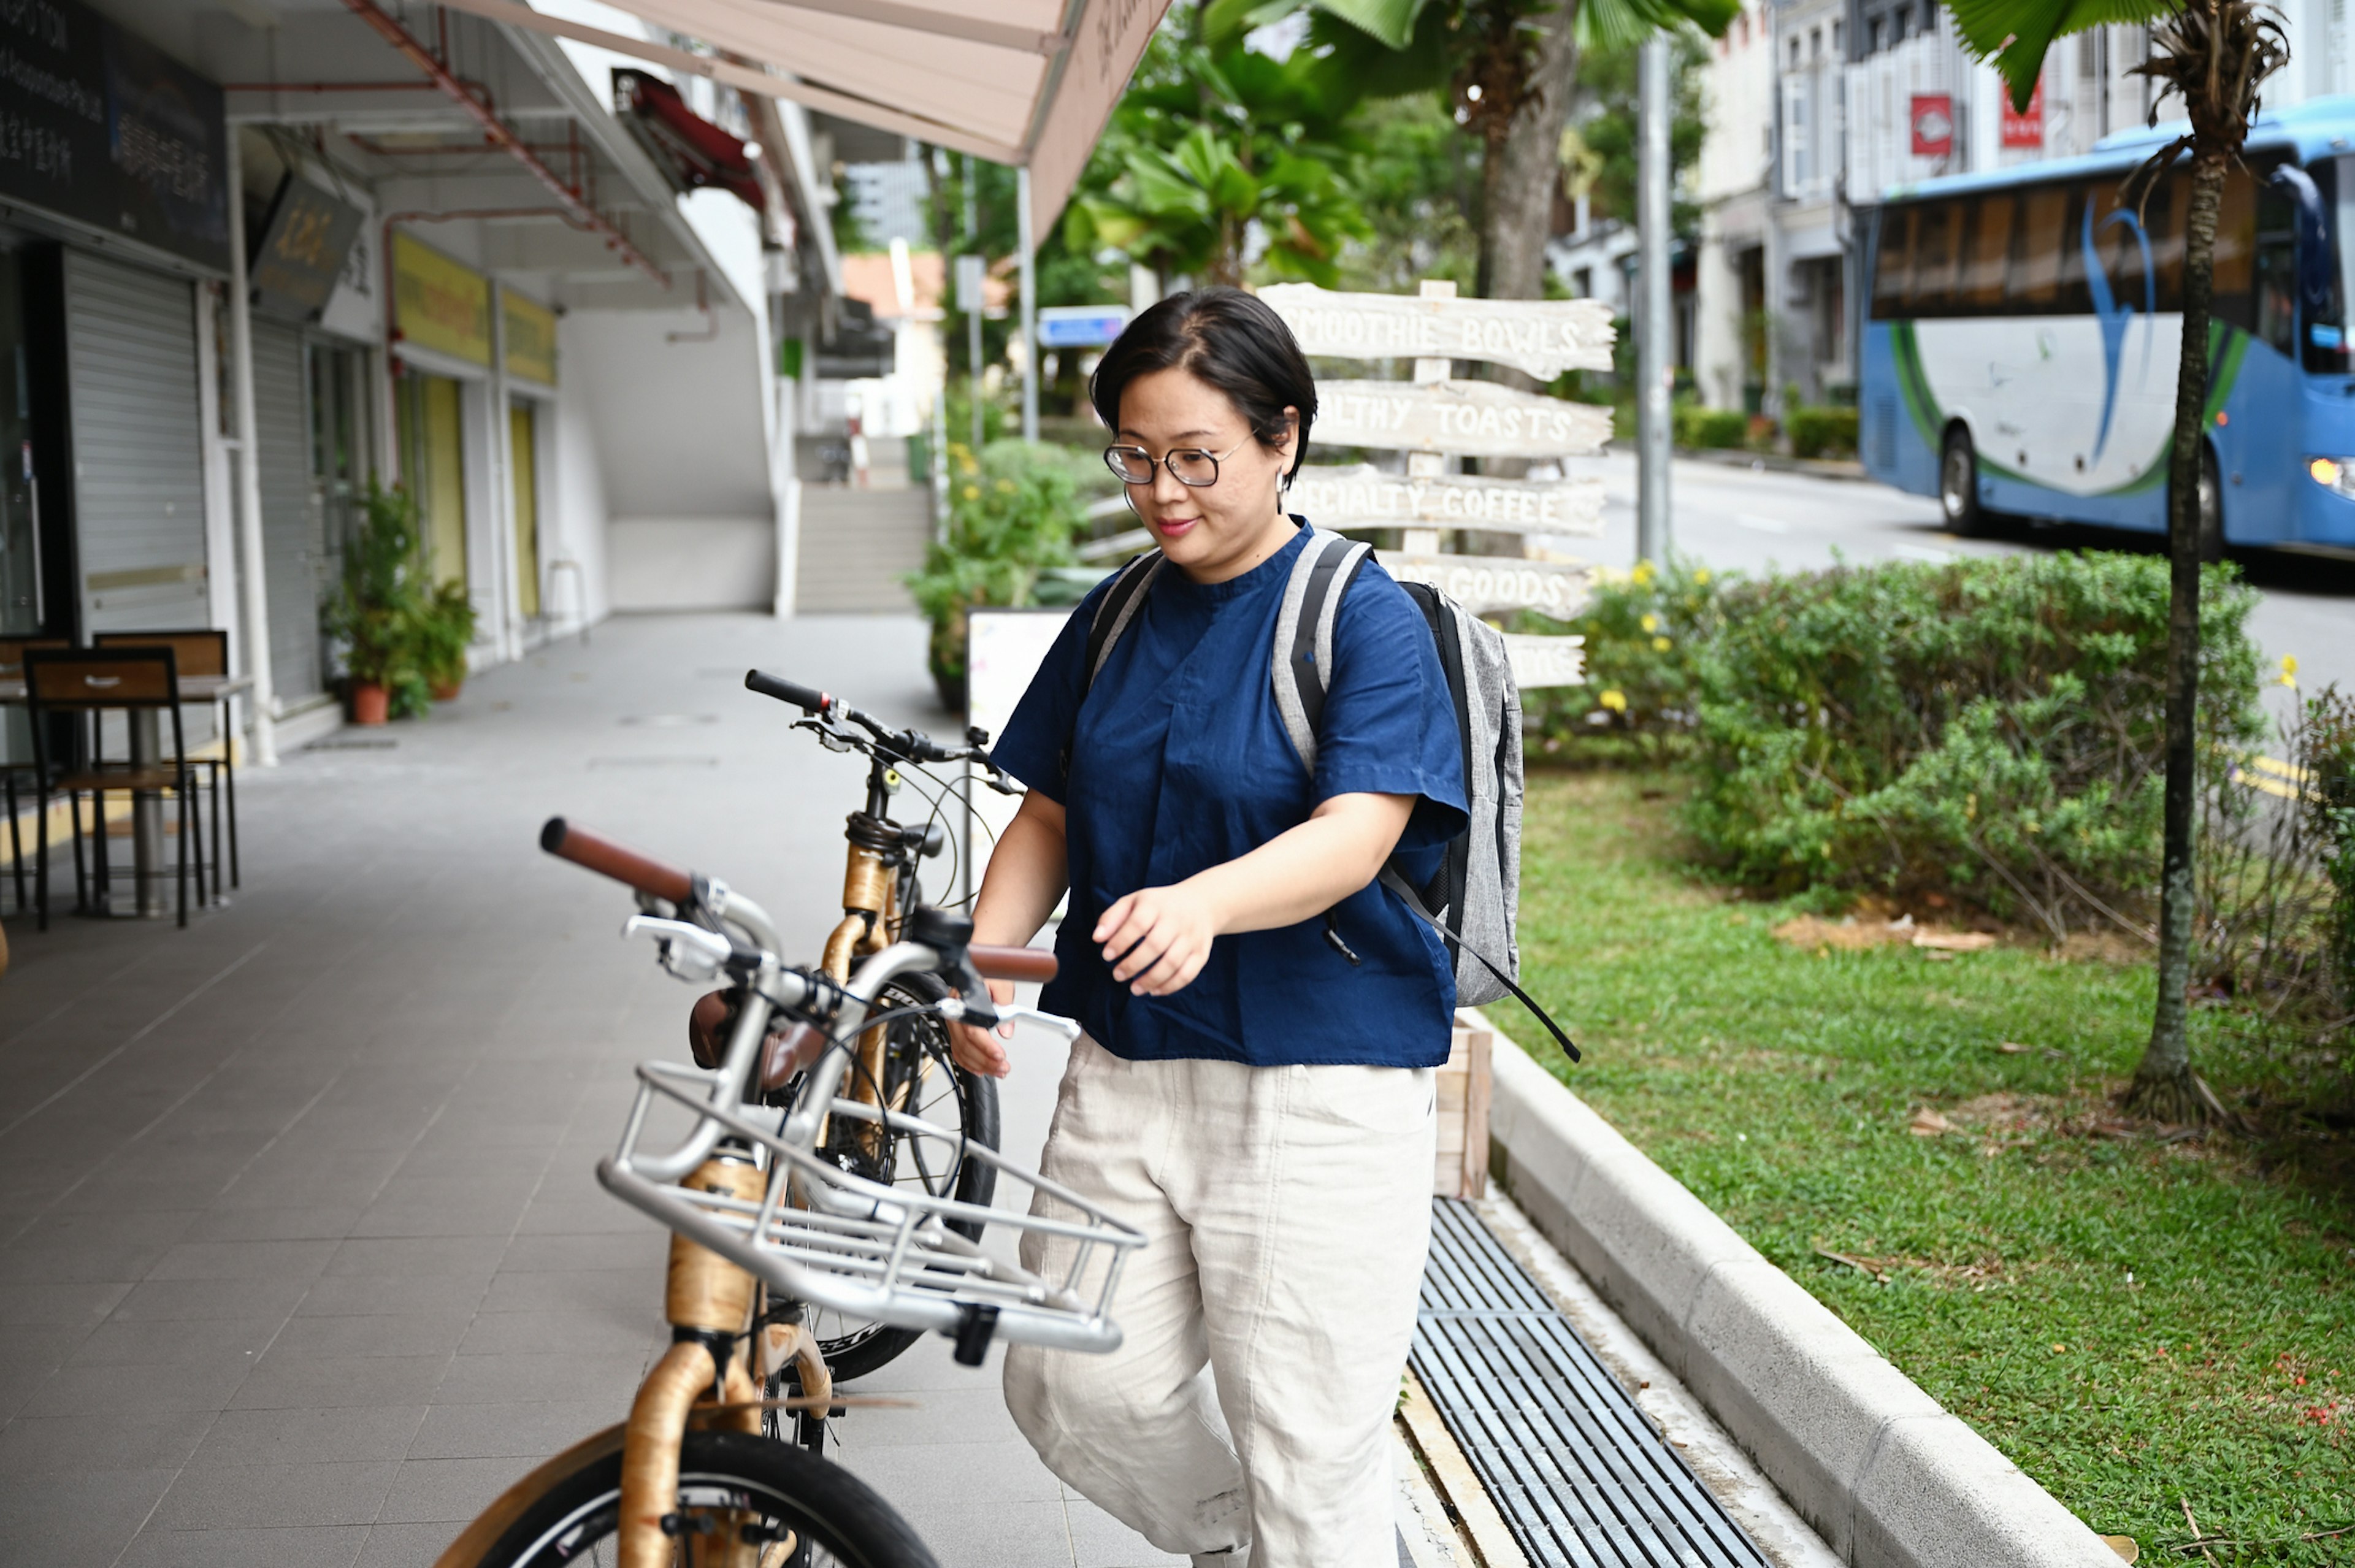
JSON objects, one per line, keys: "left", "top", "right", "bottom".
{"left": 1672, "top": 403, "right": 1747, "bottom": 449}
{"left": 905, "top": 438, "right": 1084, "bottom": 709}
{"left": 2199, "top": 686, "right": 2355, "bottom": 1032}
{"left": 1679, "top": 553, "right": 2262, "bottom": 938}
{"left": 1786, "top": 405, "right": 1859, "bottom": 459}
{"left": 1519, "top": 558, "right": 1723, "bottom": 765}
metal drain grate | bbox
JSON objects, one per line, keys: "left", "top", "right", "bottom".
{"left": 1412, "top": 1201, "right": 1771, "bottom": 1568}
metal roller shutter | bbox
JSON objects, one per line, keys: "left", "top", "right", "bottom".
{"left": 63, "top": 251, "right": 208, "bottom": 636}
{"left": 251, "top": 321, "right": 326, "bottom": 706}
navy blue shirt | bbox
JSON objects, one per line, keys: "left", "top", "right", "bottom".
{"left": 992, "top": 523, "right": 1469, "bottom": 1068}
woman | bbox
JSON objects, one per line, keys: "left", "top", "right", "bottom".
{"left": 953, "top": 288, "right": 1465, "bottom": 1568}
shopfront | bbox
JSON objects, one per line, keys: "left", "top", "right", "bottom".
{"left": 502, "top": 288, "right": 559, "bottom": 629}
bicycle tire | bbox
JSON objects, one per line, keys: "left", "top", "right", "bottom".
{"left": 449, "top": 1428, "right": 938, "bottom": 1568}
{"left": 793, "top": 972, "right": 1000, "bottom": 1386}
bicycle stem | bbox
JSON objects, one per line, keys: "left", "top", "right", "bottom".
{"left": 781, "top": 941, "right": 940, "bottom": 1152}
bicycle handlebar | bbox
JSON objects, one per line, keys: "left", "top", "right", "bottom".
{"left": 540, "top": 817, "right": 695, "bottom": 904}
{"left": 970, "top": 944, "right": 1058, "bottom": 983}
{"left": 744, "top": 670, "right": 828, "bottom": 713}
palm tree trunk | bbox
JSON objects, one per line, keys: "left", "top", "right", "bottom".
{"left": 1478, "top": 0, "right": 1582, "bottom": 308}
{"left": 2125, "top": 145, "right": 2230, "bottom": 1125}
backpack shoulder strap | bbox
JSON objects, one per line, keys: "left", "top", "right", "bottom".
{"left": 1083, "top": 549, "right": 1165, "bottom": 692}
{"left": 1270, "top": 529, "right": 1372, "bottom": 774}
{"left": 1379, "top": 866, "right": 1581, "bottom": 1063}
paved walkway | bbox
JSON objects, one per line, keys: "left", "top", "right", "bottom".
{"left": 0, "top": 613, "right": 1181, "bottom": 1567}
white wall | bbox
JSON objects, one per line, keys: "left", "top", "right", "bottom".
{"left": 607, "top": 518, "right": 774, "bottom": 610}
{"left": 548, "top": 375, "right": 611, "bottom": 629}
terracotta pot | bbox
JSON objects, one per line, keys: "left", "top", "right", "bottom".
{"left": 429, "top": 676, "right": 463, "bottom": 702}
{"left": 351, "top": 681, "right": 391, "bottom": 725}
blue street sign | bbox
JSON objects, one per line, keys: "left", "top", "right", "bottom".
{"left": 1037, "top": 306, "right": 1129, "bottom": 347}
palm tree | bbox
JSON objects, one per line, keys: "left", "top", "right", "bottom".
{"left": 1204, "top": 0, "right": 1733, "bottom": 308}
{"left": 1943, "top": 0, "right": 2286, "bottom": 1122}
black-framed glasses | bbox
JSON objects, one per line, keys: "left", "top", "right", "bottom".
{"left": 1102, "top": 436, "right": 1256, "bottom": 488}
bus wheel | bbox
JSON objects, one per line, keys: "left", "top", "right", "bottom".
{"left": 1939, "top": 427, "right": 1986, "bottom": 535}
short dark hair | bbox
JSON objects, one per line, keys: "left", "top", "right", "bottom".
{"left": 1089, "top": 288, "right": 1317, "bottom": 481}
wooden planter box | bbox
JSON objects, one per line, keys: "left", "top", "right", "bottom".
{"left": 1434, "top": 1015, "right": 1493, "bottom": 1199}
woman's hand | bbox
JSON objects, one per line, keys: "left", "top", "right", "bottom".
{"left": 948, "top": 977, "right": 1016, "bottom": 1078}
{"left": 1096, "top": 882, "right": 1222, "bottom": 996}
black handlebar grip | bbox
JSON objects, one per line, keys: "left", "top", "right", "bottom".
{"left": 745, "top": 670, "right": 828, "bottom": 713}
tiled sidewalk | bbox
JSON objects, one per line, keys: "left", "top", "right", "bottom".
{"left": 0, "top": 613, "right": 1179, "bottom": 1567}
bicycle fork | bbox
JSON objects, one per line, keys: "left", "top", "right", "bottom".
{"left": 618, "top": 1155, "right": 765, "bottom": 1568}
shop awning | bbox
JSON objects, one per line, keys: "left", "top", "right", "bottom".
{"left": 428, "top": 0, "right": 1172, "bottom": 240}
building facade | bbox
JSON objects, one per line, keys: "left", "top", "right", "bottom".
{"left": 1, "top": 0, "right": 834, "bottom": 771}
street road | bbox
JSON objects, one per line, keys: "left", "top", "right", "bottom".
{"left": 1561, "top": 451, "right": 2355, "bottom": 730}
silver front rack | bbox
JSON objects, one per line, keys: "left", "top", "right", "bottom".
{"left": 599, "top": 1058, "right": 1144, "bottom": 1355}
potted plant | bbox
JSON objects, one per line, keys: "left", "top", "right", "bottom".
{"left": 324, "top": 481, "right": 429, "bottom": 724}
{"left": 416, "top": 579, "right": 479, "bottom": 700}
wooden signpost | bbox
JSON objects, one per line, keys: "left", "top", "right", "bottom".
{"left": 1287, "top": 463, "right": 1603, "bottom": 537}
{"left": 1260, "top": 282, "right": 1613, "bottom": 381}
{"left": 1265, "top": 280, "right": 1612, "bottom": 684}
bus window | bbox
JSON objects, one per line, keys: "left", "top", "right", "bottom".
{"left": 2316, "top": 155, "right": 2355, "bottom": 372}
{"left": 1915, "top": 200, "right": 1959, "bottom": 313}
{"left": 2087, "top": 180, "right": 2159, "bottom": 313}
{"left": 1872, "top": 206, "right": 1915, "bottom": 318}
{"left": 2210, "top": 168, "right": 2258, "bottom": 331}
{"left": 2012, "top": 184, "right": 2070, "bottom": 308}
{"left": 2053, "top": 184, "right": 2093, "bottom": 313}
{"left": 2144, "top": 170, "right": 2186, "bottom": 312}
{"left": 1960, "top": 194, "right": 2015, "bottom": 310}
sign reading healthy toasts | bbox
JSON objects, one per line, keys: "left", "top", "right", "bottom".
{"left": 1260, "top": 280, "right": 1610, "bottom": 688}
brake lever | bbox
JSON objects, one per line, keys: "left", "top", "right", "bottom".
{"left": 622, "top": 916, "right": 761, "bottom": 985}
{"left": 936, "top": 994, "right": 1082, "bottom": 1041}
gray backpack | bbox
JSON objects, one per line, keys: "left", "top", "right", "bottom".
{"left": 1080, "top": 524, "right": 1578, "bottom": 1061}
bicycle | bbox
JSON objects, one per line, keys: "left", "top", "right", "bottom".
{"left": 691, "top": 671, "right": 1020, "bottom": 1391}
{"left": 435, "top": 820, "right": 1142, "bottom": 1567}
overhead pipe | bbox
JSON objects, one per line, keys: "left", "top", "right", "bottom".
{"left": 339, "top": 0, "right": 668, "bottom": 288}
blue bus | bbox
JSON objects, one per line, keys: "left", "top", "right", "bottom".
{"left": 1859, "top": 97, "right": 2355, "bottom": 556}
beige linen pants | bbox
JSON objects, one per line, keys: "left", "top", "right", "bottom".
{"left": 1003, "top": 1036, "right": 1438, "bottom": 1568}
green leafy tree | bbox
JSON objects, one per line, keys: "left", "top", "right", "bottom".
{"left": 1939, "top": 0, "right": 2286, "bottom": 1122}
{"left": 1206, "top": 0, "right": 1734, "bottom": 306}
{"left": 1063, "top": 13, "right": 1373, "bottom": 288}
{"left": 1572, "top": 28, "right": 1706, "bottom": 238}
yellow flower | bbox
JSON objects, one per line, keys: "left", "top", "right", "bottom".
{"left": 1631, "top": 560, "right": 1656, "bottom": 586}
{"left": 1599, "top": 689, "right": 1628, "bottom": 713}
{"left": 1639, "top": 614, "right": 1658, "bottom": 633}
{"left": 2280, "top": 654, "right": 2300, "bottom": 688}
{"left": 1694, "top": 568, "right": 1711, "bottom": 584}
{"left": 1652, "top": 635, "right": 1672, "bottom": 652}
{"left": 962, "top": 484, "right": 981, "bottom": 501}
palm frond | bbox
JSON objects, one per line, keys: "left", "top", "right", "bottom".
{"left": 1943, "top": 0, "right": 2175, "bottom": 112}
{"left": 1577, "top": 0, "right": 1739, "bottom": 55}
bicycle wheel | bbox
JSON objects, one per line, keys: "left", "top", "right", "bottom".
{"left": 452, "top": 1428, "right": 938, "bottom": 1568}
{"left": 789, "top": 973, "right": 999, "bottom": 1386}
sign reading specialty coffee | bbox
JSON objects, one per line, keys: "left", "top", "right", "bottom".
{"left": 0, "top": 0, "right": 229, "bottom": 272}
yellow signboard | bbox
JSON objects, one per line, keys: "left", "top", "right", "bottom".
{"left": 391, "top": 232, "right": 491, "bottom": 366}
{"left": 502, "top": 288, "right": 557, "bottom": 386}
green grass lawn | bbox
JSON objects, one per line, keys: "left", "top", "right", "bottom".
{"left": 1514, "top": 771, "right": 2353, "bottom": 1561}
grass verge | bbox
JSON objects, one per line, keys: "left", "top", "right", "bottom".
{"left": 1515, "top": 771, "right": 2353, "bottom": 1561}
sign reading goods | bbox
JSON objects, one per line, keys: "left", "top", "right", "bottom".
{"left": 1387, "top": 554, "right": 1593, "bottom": 619}
{"left": 392, "top": 231, "right": 491, "bottom": 365}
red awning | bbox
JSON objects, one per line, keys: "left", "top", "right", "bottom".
{"left": 616, "top": 69, "right": 762, "bottom": 212}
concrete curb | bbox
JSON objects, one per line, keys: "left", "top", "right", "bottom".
{"left": 1679, "top": 446, "right": 1873, "bottom": 483}
{"left": 1481, "top": 1022, "right": 2120, "bottom": 1568}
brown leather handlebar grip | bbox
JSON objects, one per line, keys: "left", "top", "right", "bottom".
{"left": 540, "top": 817, "right": 695, "bottom": 904}
{"left": 969, "top": 944, "right": 1058, "bottom": 983}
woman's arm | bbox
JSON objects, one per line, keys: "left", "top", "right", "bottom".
{"left": 948, "top": 789, "right": 1070, "bottom": 1077}
{"left": 1092, "top": 791, "right": 1413, "bottom": 998}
